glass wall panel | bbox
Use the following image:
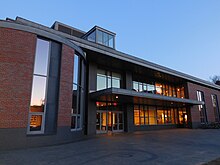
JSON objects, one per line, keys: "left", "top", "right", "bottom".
{"left": 197, "top": 90, "right": 207, "bottom": 123}
{"left": 148, "top": 107, "right": 156, "bottom": 125}
{"left": 133, "top": 81, "right": 139, "bottom": 91}
{"left": 157, "top": 110, "right": 164, "bottom": 124}
{"left": 72, "top": 85, "right": 77, "bottom": 114}
{"left": 71, "top": 54, "right": 84, "bottom": 131}
{"left": 97, "top": 69, "right": 121, "bottom": 90}
{"left": 73, "top": 55, "right": 79, "bottom": 84}
{"left": 28, "top": 38, "right": 50, "bottom": 134}
{"left": 134, "top": 105, "right": 140, "bottom": 125}
{"left": 133, "top": 106, "right": 180, "bottom": 126}
{"left": 132, "top": 80, "right": 185, "bottom": 98}
{"left": 97, "top": 30, "right": 103, "bottom": 44}
{"left": 112, "top": 78, "right": 120, "bottom": 88}
{"left": 109, "top": 35, "right": 114, "bottom": 48}
{"left": 103, "top": 32, "right": 108, "bottom": 46}
{"left": 30, "top": 76, "right": 47, "bottom": 111}
{"left": 34, "top": 39, "right": 50, "bottom": 76}
{"left": 147, "top": 84, "right": 155, "bottom": 93}
{"left": 155, "top": 83, "right": 162, "bottom": 95}
{"left": 97, "top": 75, "right": 107, "bottom": 90}
{"left": 30, "top": 115, "right": 42, "bottom": 131}
{"left": 87, "top": 31, "right": 96, "bottom": 42}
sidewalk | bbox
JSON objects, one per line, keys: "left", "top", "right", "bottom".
{"left": 1, "top": 129, "right": 220, "bottom": 165}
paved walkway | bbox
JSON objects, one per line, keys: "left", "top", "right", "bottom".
{"left": 0, "top": 129, "right": 220, "bottom": 165}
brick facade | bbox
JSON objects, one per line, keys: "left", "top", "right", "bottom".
{"left": 57, "top": 44, "right": 75, "bottom": 126}
{"left": 0, "top": 28, "right": 36, "bottom": 128}
{"left": 187, "top": 82, "right": 220, "bottom": 124}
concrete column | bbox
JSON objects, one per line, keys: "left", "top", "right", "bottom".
{"left": 124, "top": 104, "right": 134, "bottom": 132}
{"left": 87, "top": 63, "right": 97, "bottom": 135}
{"left": 125, "top": 71, "right": 133, "bottom": 90}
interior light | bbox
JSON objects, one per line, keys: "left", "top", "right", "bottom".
{"left": 115, "top": 96, "right": 118, "bottom": 99}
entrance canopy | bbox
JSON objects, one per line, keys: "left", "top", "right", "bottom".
{"left": 90, "top": 88, "right": 204, "bottom": 108}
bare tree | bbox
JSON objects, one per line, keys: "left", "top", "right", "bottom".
{"left": 210, "top": 75, "right": 220, "bottom": 84}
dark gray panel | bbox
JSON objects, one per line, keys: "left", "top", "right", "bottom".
{"left": 124, "top": 104, "right": 135, "bottom": 132}
{"left": 125, "top": 72, "right": 133, "bottom": 90}
{"left": 44, "top": 41, "right": 61, "bottom": 134}
{"left": 0, "top": 127, "right": 84, "bottom": 151}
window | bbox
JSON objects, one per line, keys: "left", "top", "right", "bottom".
{"left": 97, "top": 69, "right": 121, "bottom": 91}
{"left": 87, "top": 31, "right": 96, "bottom": 42}
{"left": 132, "top": 81, "right": 155, "bottom": 93}
{"left": 132, "top": 80, "right": 185, "bottom": 98}
{"left": 157, "top": 109, "right": 173, "bottom": 124}
{"left": 28, "top": 38, "right": 50, "bottom": 133}
{"left": 134, "top": 105, "right": 175, "bottom": 126}
{"left": 71, "top": 54, "right": 83, "bottom": 131}
{"left": 211, "top": 94, "right": 220, "bottom": 122}
{"left": 96, "top": 30, "right": 114, "bottom": 48}
{"left": 197, "top": 91, "right": 207, "bottom": 123}
{"left": 134, "top": 105, "right": 149, "bottom": 125}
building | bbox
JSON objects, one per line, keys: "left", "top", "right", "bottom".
{"left": 0, "top": 17, "right": 220, "bottom": 150}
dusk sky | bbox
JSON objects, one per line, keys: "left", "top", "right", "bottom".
{"left": 1, "top": 0, "right": 220, "bottom": 81}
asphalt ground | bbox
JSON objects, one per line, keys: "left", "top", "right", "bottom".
{"left": 1, "top": 129, "right": 220, "bottom": 165}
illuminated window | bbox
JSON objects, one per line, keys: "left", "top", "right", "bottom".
{"left": 28, "top": 38, "right": 50, "bottom": 133}
{"left": 155, "top": 83, "right": 163, "bottom": 95}
{"left": 133, "top": 105, "right": 149, "bottom": 125}
{"left": 134, "top": 106, "right": 140, "bottom": 125}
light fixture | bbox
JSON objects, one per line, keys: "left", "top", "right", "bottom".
{"left": 115, "top": 95, "right": 118, "bottom": 99}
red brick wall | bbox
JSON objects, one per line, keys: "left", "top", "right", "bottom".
{"left": 0, "top": 28, "right": 36, "bottom": 128}
{"left": 187, "top": 82, "right": 220, "bottom": 123}
{"left": 57, "top": 44, "right": 74, "bottom": 127}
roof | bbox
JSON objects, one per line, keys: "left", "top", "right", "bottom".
{"left": 4, "top": 17, "right": 220, "bottom": 91}
{"left": 90, "top": 88, "right": 204, "bottom": 107}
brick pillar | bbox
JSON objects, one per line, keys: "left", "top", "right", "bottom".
{"left": 57, "top": 44, "right": 74, "bottom": 127}
{"left": 0, "top": 28, "right": 36, "bottom": 128}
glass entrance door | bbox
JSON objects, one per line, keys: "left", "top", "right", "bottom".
{"left": 96, "top": 111, "right": 124, "bottom": 134}
{"left": 96, "top": 111, "right": 107, "bottom": 133}
{"left": 112, "top": 111, "right": 124, "bottom": 132}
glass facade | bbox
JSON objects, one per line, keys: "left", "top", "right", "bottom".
{"left": 97, "top": 69, "right": 121, "bottom": 91}
{"left": 86, "top": 29, "right": 114, "bottom": 48}
{"left": 133, "top": 81, "right": 185, "bottom": 98}
{"left": 71, "top": 54, "right": 84, "bottom": 131}
{"left": 133, "top": 105, "right": 187, "bottom": 126}
{"left": 28, "top": 38, "right": 50, "bottom": 133}
{"left": 197, "top": 91, "right": 207, "bottom": 123}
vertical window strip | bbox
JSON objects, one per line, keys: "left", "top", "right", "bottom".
{"left": 28, "top": 38, "right": 50, "bottom": 134}
{"left": 197, "top": 90, "right": 208, "bottom": 123}
{"left": 71, "top": 55, "right": 83, "bottom": 131}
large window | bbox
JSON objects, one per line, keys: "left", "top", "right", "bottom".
{"left": 134, "top": 105, "right": 176, "bottom": 126}
{"left": 132, "top": 81, "right": 185, "bottom": 98}
{"left": 97, "top": 30, "right": 114, "bottom": 48}
{"left": 97, "top": 69, "right": 121, "bottom": 91}
{"left": 197, "top": 91, "right": 207, "bottom": 123}
{"left": 86, "top": 29, "right": 115, "bottom": 48}
{"left": 28, "top": 38, "right": 50, "bottom": 133}
{"left": 71, "top": 54, "right": 84, "bottom": 131}
{"left": 211, "top": 94, "right": 220, "bottom": 122}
